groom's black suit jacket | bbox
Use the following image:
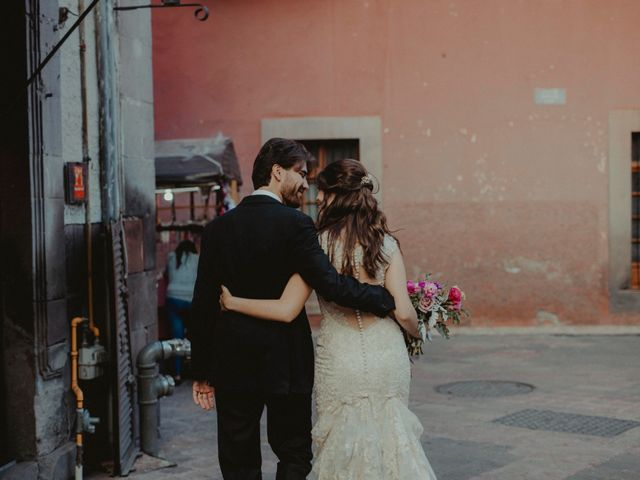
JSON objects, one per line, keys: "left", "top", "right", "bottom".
{"left": 190, "top": 194, "right": 395, "bottom": 394}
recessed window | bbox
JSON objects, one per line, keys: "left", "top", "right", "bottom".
{"left": 606, "top": 111, "right": 640, "bottom": 310}
{"left": 297, "top": 139, "right": 360, "bottom": 220}
{"left": 632, "top": 132, "right": 640, "bottom": 289}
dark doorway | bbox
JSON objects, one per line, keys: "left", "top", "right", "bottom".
{"left": 0, "top": 1, "right": 29, "bottom": 468}
{"left": 0, "top": 279, "right": 7, "bottom": 468}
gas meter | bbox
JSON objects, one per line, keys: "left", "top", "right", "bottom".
{"left": 78, "top": 343, "right": 107, "bottom": 380}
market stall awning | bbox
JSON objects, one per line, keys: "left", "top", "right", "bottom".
{"left": 155, "top": 133, "right": 243, "bottom": 189}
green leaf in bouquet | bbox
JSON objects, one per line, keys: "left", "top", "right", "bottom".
{"left": 436, "top": 323, "right": 450, "bottom": 339}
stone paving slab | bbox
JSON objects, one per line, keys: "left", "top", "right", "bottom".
{"left": 564, "top": 451, "right": 640, "bottom": 480}
{"left": 87, "top": 333, "right": 640, "bottom": 479}
{"left": 422, "top": 437, "right": 516, "bottom": 480}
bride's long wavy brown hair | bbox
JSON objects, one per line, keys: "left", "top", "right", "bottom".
{"left": 316, "top": 159, "right": 399, "bottom": 278}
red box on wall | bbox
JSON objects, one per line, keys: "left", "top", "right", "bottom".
{"left": 64, "top": 162, "right": 87, "bottom": 205}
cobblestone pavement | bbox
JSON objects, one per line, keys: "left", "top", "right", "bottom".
{"left": 88, "top": 331, "right": 640, "bottom": 479}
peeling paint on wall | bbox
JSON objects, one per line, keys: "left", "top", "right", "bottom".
{"left": 536, "top": 310, "right": 561, "bottom": 325}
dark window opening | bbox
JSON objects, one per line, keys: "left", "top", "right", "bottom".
{"left": 632, "top": 132, "right": 640, "bottom": 289}
{"left": 297, "top": 139, "right": 360, "bottom": 220}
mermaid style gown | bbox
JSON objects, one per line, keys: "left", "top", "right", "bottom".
{"left": 308, "top": 234, "right": 437, "bottom": 480}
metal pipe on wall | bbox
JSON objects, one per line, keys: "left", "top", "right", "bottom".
{"left": 78, "top": 0, "right": 100, "bottom": 340}
{"left": 137, "top": 339, "right": 191, "bottom": 456}
{"left": 71, "top": 317, "right": 101, "bottom": 480}
{"left": 70, "top": 317, "right": 84, "bottom": 480}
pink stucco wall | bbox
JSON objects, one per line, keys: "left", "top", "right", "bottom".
{"left": 152, "top": 0, "right": 640, "bottom": 325}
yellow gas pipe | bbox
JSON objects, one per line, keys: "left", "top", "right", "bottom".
{"left": 71, "top": 317, "right": 85, "bottom": 479}
{"left": 74, "top": 1, "right": 99, "bottom": 477}
{"left": 71, "top": 317, "right": 84, "bottom": 408}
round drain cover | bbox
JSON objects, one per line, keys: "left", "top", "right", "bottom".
{"left": 436, "top": 380, "right": 534, "bottom": 398}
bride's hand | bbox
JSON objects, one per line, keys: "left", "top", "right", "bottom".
{"left": 219, "top": 285, "right": 233, "bottom": 311}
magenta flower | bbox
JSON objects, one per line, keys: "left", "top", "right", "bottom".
{"left": 448, "top": 286, "right": 463, "bottom": 302}
{"left": 424, "top": 282, "right": 439, "bottom": 298}
{"left": 407, "top": 281, "right": 418, "bottom": 295}
{"left": 447, "top": 286, "right": 463, "bottom": 311}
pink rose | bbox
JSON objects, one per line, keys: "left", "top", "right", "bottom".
{"left": 407, "top": 281, "right": 418, "bottom": 295}
{"left": 418, "top": 281, "right": 426, "bottom": 290}
{"left": 447, "top": 286, "right": 463, "bottom": 310}
{"left": 448, "top": 286, "right": 463, "bottom": 302}
{"left": 418, "top": 295, "right": 433, "bottom": 313}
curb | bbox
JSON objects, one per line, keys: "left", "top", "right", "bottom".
{"left": 453, "top": 325, "right": 640, "bottom": 336}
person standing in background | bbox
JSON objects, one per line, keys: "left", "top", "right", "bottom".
{"left": 166, "top": 239, "right": 199, "bottom": 384}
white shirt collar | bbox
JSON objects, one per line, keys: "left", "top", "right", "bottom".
{"left": 251, "top": 189, "right": 282, "bottom": 203}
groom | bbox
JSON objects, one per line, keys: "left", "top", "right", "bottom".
{"left": 190, "top": 138, "right": 395, "bottom": 479}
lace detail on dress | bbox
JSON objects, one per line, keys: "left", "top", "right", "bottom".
{"left": 310, "top": 234, "right": 437, "bottom": 480}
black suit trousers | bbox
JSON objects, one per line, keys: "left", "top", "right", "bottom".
{"left": 215, "top": 390, "right": 312, "bottom": 480}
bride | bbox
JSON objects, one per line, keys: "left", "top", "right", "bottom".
{"left": 220, "top": 159, "right": 437, "bottom": 479}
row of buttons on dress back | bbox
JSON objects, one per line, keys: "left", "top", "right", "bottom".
{"left": 352, "top": 252, "right": 369, "bottom": 377}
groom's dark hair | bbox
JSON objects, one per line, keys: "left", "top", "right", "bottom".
{"left": 252, "top": 138, "right": 314, "bottom": 189}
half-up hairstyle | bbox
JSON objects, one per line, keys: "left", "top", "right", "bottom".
{"left": 316, "top": 159, "right": 398, "bottom": 278}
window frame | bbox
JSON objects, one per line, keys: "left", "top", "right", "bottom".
{"left": 261, "top": 116, "right": 383, "bottom": 205}
{"left": 608, "top": 111, "right": 640, "bottom": 311}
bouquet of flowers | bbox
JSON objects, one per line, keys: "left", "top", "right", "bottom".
{"left": 403, "top": 276, "right": 468, "bottom": 356}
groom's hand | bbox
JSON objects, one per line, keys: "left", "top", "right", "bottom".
{"left": 192, "top": 380, "right": 215, "bottom": 411}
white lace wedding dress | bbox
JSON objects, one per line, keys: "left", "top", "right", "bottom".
{"left": 308, "top": 234, "right": 437, "bottom": 480}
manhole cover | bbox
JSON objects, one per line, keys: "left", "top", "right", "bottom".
{"left": 493, "top": 409, "right": 640, "bottom": 437}
{"left": 436, "top": 380, "right": 534, "bottom": 398}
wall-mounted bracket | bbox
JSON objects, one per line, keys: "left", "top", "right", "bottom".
{"left": 114, "top": 0, "right": 209, "bottom": 21}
